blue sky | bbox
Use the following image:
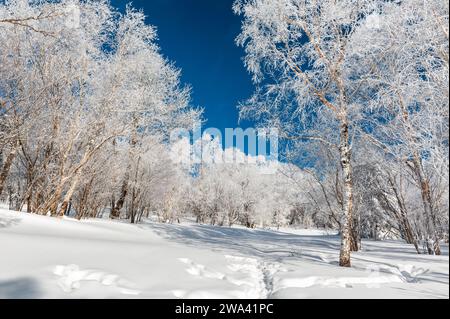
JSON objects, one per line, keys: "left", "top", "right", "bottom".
{"left": 111, "top": 0, "right": 255, "bottom": 134}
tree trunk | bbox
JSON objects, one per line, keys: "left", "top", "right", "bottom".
{"left": 339, "top": 121, "right": 354, "bottom": 267}
{"left": 129, "top": 156, "right": 141, "bottom": 224}
{"left": 58, "top": 173, "right": 81, "bottom": 217}
{"left": 40, "top": 183, "right": 64, "bottom": 216}
{"left": 0, "top": 145, "right": 18, "bottom": 196}
{"left": 75, "top": 176, "right": 94, "bottom": 220}
{"left": 386, "top": 174, "right": 420, "bottom": 253}
{"left": 350, "top": 217, "right": 360, "bottom": 252}
{"left": 129, "top": 186, "right": 137, "bottom": 224}
{"left": 111, "top": 124, "right": 138, "bottom": 220}
{"left": 399, "top": 98, "right": 441, "bottom": 255}
{"left": 412, "top": 155, "right": 441, "bottom": 255}
{"left": 65, "top": 200, "right": 72, "bottom": 216}
{"left": 110, "top": 172, "right": 130, "bottom": 219}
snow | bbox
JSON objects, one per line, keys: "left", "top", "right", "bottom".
{"left": 0, "top": 209, "right": 448, "bottom": 299}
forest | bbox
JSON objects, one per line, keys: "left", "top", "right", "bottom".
{"left": 0, "top": 0, "right": 448, "bottom": 273}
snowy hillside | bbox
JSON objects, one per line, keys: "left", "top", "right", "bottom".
{"left": 1, "top": 209, "right": 448, "bottom": 299}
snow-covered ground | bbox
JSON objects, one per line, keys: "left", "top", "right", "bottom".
{"left": 0, "top": 209, "right": 448, "bottom": 299}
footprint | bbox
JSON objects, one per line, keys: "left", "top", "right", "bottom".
{"left": 388, "top": 264, "right": 429, "bottom": 283}
{"left": 178, "top": 258, "right": 226, "bottom": 280}
{"left": 274, "top": 273, "right": 405, "bottom": 290}
{"left": 53, "top": 264, "right": 141, "bottom": 295}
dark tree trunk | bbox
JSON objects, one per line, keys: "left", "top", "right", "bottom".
{"left": 110, "top": 172, "right": 130, "bottom": 219}
{"left": 0, "top": 145, "right": 17, "bottom": 196}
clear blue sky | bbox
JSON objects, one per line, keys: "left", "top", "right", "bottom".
{"left": 111, "top": 0, "right": 255, "bottom": 134}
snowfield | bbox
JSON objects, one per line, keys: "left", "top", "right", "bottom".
{"left": 0, "top": 209, "right": 448, "bottom": 299}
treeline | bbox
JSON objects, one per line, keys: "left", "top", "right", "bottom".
{"left": 0, "top": 0, "right": 199, "bottom": 220}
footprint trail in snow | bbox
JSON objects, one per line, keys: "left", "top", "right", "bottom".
{"left": 175, "top": 256, "right": 286, "bottom": 299}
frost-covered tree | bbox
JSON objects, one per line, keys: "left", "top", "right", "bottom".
{"left": 234, "top": 0, "right": 448, "bottom": 264}
{"left": 234, "top": 0, "right": 388, "bottom": 266}
{"left": 348, "top": 0, "right": 449, "bottom": 254}
{"left": 0, "top": 0, "right": 200, "bottom": 220}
